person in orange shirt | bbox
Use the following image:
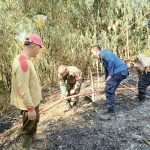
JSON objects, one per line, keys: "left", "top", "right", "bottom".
{"left": 10, "top": 34, "right": 43, "bottom": 150}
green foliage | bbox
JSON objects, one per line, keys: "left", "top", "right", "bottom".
{"left": 0, "top": 0, "right": 149, "bottom": 89}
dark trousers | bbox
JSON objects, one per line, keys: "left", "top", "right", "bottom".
{"left": 21, "top": 105, "right": 40, "bottom": 148}
{"left": 105, "top": 72, "right": 127, "bottom": 110}
{"left": 138, "top": 71, "right": 150, "bottom": 101}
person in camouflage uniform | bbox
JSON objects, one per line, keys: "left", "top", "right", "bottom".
{"left": 125, "top": 59, "right": 144, "bottom": 78}
{"left": 125, "top": 54, "right": 150, "bottom": 103}
{"left": 58, "top": 65, "right": 82, "bottom": 112}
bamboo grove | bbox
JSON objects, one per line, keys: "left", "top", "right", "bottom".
{"left": 0, "top": 0, "right": 149, "bottom": 90}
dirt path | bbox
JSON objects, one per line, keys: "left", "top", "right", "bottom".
{"left": 1, "top": 70, "right": 150, "bottom": 150}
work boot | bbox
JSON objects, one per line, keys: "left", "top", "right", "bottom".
{"left": 138, "top": 94, "right": 146, "bottom": 104}
{"left": 84, "top": 96, "right": 92, "bottom": 103}
{"left": 99, "top": 109, "right": 115, "bottom": 120}
{"left": 70, "top": 97, "right": 79, "bottom": 107}
{"left": 64, "top": 101, "right": 72, "bottom": 112}
{"left": 106, "top": 108, "right": 114, "bottom": 114}
{"left": 21, "top": 135, "right": 32, "bottom": 150}
{"left": 70, "top": 101, "right": 76, "bottom": 107}
{"left": 15, "top": 143, "right": 36, "bottom": 150}
{"left": 139, "top": 99, "right": 145, "bottom": 104}
{"left": 33, "top": 134, "right": 46, "bottom": 141}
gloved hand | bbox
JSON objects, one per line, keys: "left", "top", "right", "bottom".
{"left": 70, "top": 89, "right": 76, "bottom": 95}
{"left": 72, "top": 82, "right": 81, "bottom": 95}
{"left": 106, "top": 76, "right": 112, "bottom": 82}
{"left": 27, "top": 107, "right": 36, "bottom": 120}
{"left": 61, "top": 96, "right": 67, "bottom": 100}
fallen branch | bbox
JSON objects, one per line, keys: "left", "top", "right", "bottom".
{"left": 40, "top": 86, "right": 146, "bottom": 113}
{"left": 116, "top": 92, "right": 122, "bottom": 95}
{"left": 143, "top": 138, "right": 150, "bottom": 147}
{"left": 0, "top": 123, "right": 21, "bottom": 140}
{"left": 120, "top": 83, "right": 138, "bottom": 93}
{"left": 0, "top": 135, "right": 10, "bottom": 141}
{"left": 0, "top": 122, "right": 21, "bottom": 146}
{"left": 0, "top": 135, "right": 10, "bottom": 147}
{"left": 96, "top": 60, "right": 100, "bottom": 88}
{"left": 63, "top": 87, "right": 138, "bottom": 100}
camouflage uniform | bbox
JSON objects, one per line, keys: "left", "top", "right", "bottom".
{"left": 137, "top": 55, "right": 150, "bottom": 102}
{"left": 58, "top": 66, "right": 82, "bottom": 109}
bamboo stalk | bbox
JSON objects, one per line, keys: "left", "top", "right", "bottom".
{"left": 89, "top": 67, "right": 95, "bottom": 102}
{"left": 87, "top": 67, "right": 90, "bottom": 82}
{"left": 126, "top": 10, "right": 129, "bottom": 58}
{"left": 96, "top": 60, "right": 100, "bottom": 88}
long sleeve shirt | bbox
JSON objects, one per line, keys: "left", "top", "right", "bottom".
{"left": 10, "top": 54, "right": 42, "bottom": 110}
{"left": 58, "top": 66, "right": 82, "bottom": 96}
{"left": 99, "top": 50, "right": 128, "bottom": 79}
{"left": 138, "top": 54, "right": 150, "bottom": 67}
{"left": 133, "top": 61, "right": 144, "bottom": 78}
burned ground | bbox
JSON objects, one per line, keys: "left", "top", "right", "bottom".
{"left": 1, "top": 70, "right": 150, "bottom": 150}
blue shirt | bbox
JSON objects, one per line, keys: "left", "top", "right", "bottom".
{"left": 99, "top": 50, "right": 128, "bottom": 79}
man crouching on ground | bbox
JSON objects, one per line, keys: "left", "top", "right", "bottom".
{"left": 58, "top": 65, "right": 82, "bottom": 112}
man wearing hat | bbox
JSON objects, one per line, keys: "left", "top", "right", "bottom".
{"left": 10, "top": 34, "right": 43, "bottom": 149}
{"left": 58, "top": 65, "right": 82, "bottom": 112}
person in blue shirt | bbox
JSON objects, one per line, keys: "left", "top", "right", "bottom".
{"left": 91, "top": 45, "right": 128, "bottom": 113}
